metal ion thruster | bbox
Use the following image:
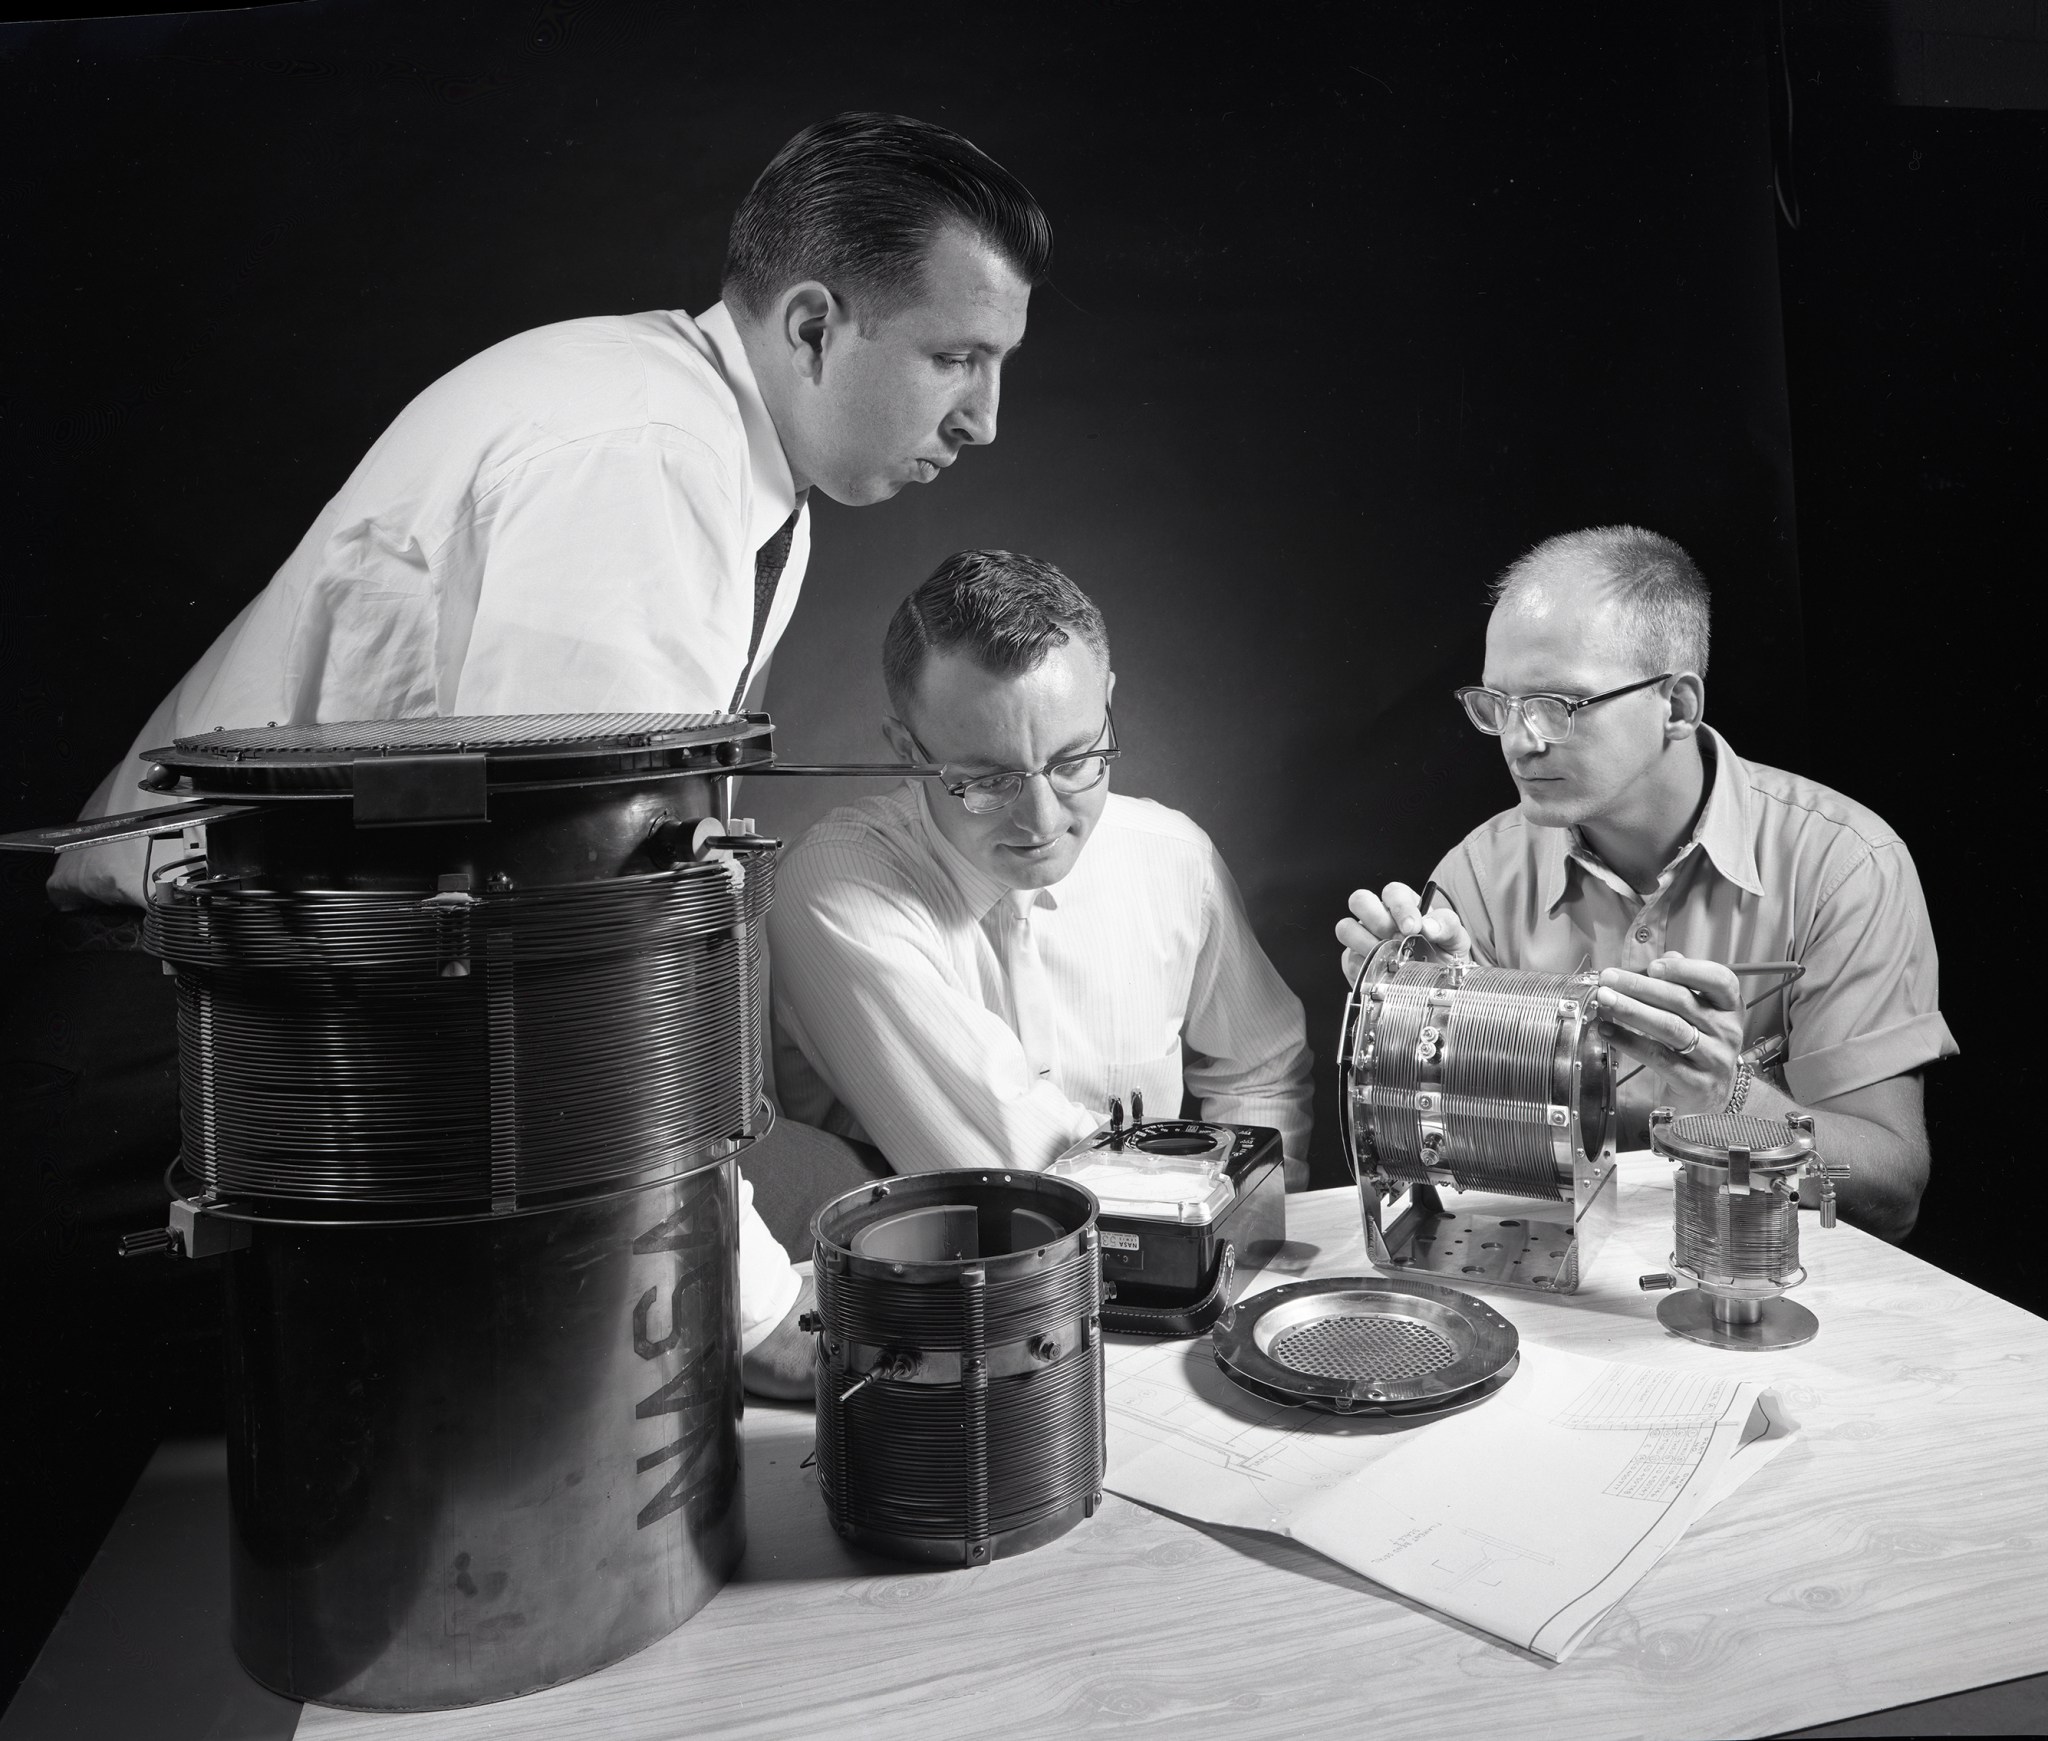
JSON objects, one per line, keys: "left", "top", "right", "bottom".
{"left": 808, "top": 1170, "right": 1106, "bottom": 1566}
{"left": 1339, "top": 934, "right": 1619, "bottom": 1294}
{"left": 1639, "top": 1109, "right": 1849, "bottom": 1350}
{"left": 2, "top": 711, "right": 782, "bottom": 1712}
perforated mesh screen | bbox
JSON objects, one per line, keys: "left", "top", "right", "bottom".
{"left": 1670, "top": 1113, "right": 1808, "bottom": 1153}
{"left": 168, "top": 712, "right": 745, "bottom": 758}
{"left": 1269, "top": 1315, "right": 1459, "bottom": 1382}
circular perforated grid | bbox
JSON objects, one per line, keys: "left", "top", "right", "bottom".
{"left": 1269, "top": 1314, "right": 1459, "bottom": 1382}
{"left": 167, "top": 711, "right": 744, "bottom": 758}
{"left": 1670, "top": 1113, "right": 1807, "bottom": 1153}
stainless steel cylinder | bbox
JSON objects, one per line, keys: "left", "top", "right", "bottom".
{"left": 1341, "top": 936, "right": 1615, "bottom": 1201}
{"left": 226, "top": 1168, "right": 742, "bottom": 1709}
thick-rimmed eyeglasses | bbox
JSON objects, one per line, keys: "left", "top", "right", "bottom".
{"left": 908, "top": 707, "right": 1121, "bottom": 815}
{"left": 1453, "top": 673, "right": 1673, "bottom": 744}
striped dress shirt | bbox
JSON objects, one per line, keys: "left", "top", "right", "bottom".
{"left": 770, "top": 784, "right": 1313, "bottom": 1173}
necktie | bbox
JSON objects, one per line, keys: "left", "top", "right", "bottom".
{"left": 728, "top": 492, "right": 807, "bottom": 713}
{"left": 1001, "top": 889, "right": 1061, "bottom": 1080}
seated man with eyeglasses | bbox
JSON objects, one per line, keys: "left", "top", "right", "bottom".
{"left": 769, "top": 548, "right": 1312, "bottom": 1187}
{"left": 1334, "top": 525, "right": 1955, "bottom": 1241}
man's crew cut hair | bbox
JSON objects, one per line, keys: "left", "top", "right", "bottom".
{"left": 723, "top": 113, "right": 1053, "bottom": 327}
{"left": 1492, "top": 524, "right": 1713, "bottom": 679}
{"left": 883, "top": 550, "right": 1109, "bottom": 718}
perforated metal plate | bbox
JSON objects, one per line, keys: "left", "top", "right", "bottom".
{"left": 1212, "top": 1276, "right": 1518, "bottom": 1416}
{"left": 140, "top": 711, "right": 774, "bottom": 798}
{"left": 158, "top": 712, "right": 753, "bottom": 759}
{"left": 1656, "top": 1112, "right": 1813, "bottom": 1168}
{"left": 1268, "top": 1316, "right": 1459, "bottom": 1382}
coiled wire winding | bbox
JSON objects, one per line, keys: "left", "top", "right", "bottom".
{"left": 1657, "top": 1112, "right": 1811, "bottom": 1289}
{"left": 145, "top": 847, "right": 773, "bottom": 1217}
{"left": 1673, "top": 1171, "right": 1801, "bottom": 1284}
{"left": 810, "top": 1173, "right": 1105, "bottom": 1566}
{"left": 1347, "top": 944, "right": 1612, "bottom": 1201}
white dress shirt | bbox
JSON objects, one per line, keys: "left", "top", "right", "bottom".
{"left": 770, "top": 783, "right": 1314, "bottom": 1172}
{"left": 54, "top": 301, "right": 808, "bottom": 907}
{"left": 51, "top": 301, "right": 805, "bottom": 1348}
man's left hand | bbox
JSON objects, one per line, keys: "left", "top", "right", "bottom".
{"left": 1595, "top": 952, "right": 1743, "bottom": 1112}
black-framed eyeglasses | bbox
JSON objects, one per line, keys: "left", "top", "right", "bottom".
{"left": 1453, "top": 673, "right": 1673, "bottom": 744}
{"left": 908, "top": 706, "right": 1121, "bottom": 815}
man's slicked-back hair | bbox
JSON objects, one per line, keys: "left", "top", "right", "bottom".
{"left": 883, "top": 550, "right": 1110, "bottom": 720}
{"left": 1491, "top": 525, "right": 1713, "bottom": 679}
{"left": 723, "top": 113, "right": 1053, "bottom": 327}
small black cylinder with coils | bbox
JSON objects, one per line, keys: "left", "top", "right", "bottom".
{"left": 808, "top": 1171, "right": 1106, "bottom": 1565}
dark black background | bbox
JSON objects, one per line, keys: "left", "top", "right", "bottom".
{"left": 0, "top": 0, "right": 2039, "bottom": 1711}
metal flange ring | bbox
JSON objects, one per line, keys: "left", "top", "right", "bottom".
{"left": 1212, "top": 1276, "right": 1519, "bottom": 1417}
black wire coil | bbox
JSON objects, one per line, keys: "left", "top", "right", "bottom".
{"left": 145, "top": 847, "right": 773, "bottom": 1218}
{"left": 811, "top": 1173, "right": 1106, "bottom": 1565}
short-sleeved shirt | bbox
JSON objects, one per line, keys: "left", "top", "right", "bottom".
{"left": 1429, "top": 728, "right": 1957, "bottom": 1127}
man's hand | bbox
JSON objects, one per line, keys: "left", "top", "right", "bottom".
{"left": 741, "top": 1273, "right": 817, "bottom": 1404}
{"left": 1335, "top": 882, "right": 1473, "bottom": 985}
{"left": 1595, "top": 952, "right": 1743, "bottom": 1111}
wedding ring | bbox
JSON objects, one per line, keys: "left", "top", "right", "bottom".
{"left": 1674, "top": 1024, "right": 1702, "bottom": 1057}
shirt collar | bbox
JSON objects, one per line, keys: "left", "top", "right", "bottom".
{"left": 1689, "top": 726, "right": 1765, "bottom": 896}
{"left": 1535, "top": 724, "right": 1765, "bottom": 912}
{"left": 693, "top": 300, "right": 800, "bottom": 551}
{"left": 911, "top": 781, "right": 1064, "bottom": 924}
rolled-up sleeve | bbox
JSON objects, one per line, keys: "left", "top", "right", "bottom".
{"left": 1784, "top": 838, "right": 1958, "bottom": 1104}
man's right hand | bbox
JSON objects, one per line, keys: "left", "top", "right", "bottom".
{"left": 1335, "top": 882, "right": 1474, "bottom": 985}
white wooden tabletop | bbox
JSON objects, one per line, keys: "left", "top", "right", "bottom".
{"left": 297, "top": 1161, "right": 2048, "bottom": 1741}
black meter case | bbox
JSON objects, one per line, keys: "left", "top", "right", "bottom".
{"left": 1048, "top": 1121, "right": 1286, "bottom": 1337}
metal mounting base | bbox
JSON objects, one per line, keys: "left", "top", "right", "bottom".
{"left": 1363, "top": 1168, "right": 1616, "bottom": 1296}
{"left": 1656, "top": 1288, "right": 1818, "bottom": 1350}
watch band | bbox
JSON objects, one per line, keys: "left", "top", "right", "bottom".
{"left": 1725, "top": 1058, "right": 1755, "bottom": 1115}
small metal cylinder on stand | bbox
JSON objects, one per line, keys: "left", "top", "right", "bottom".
{"left": 1639, "top": 1108, "right": 1849, "bottom": 1350}
{"left": 808, "top": 1171, "right": 1105, "bottom": 1566}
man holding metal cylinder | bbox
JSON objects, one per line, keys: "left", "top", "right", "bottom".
{"left": 42, "top": 113, "right": 1049, "bottom": 1398}
{"left": 1334, "top": 526, "right": 1955, "bottom": 1241}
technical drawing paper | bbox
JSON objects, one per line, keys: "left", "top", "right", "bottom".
{"left": 1105, "top": 1335, "right": 1796, "bottom": 1659}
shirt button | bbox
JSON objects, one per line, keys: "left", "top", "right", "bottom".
{"left": 1634, "top": 928, "right": 1651, "bottom": 943}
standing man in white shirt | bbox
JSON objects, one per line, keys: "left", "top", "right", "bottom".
{"left": 42, "top": 113, "right": 1050, "bottom": 1394}
{"left": 771, "top": 550, "right": 1314, "bottom": 1182}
